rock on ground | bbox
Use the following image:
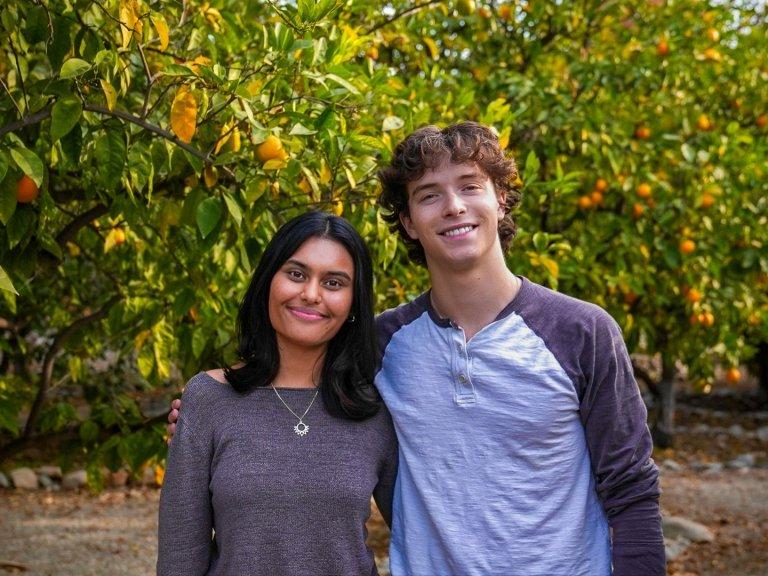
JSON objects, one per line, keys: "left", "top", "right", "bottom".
{"left": 9, "top": 468, "right": 38, "bottom": 490}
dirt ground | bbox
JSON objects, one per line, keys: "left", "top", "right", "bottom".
{"left": 1, "top": 393, "right": 766, "bottom": 575}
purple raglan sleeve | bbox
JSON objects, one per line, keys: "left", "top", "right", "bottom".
{"left": 513, "top": 280, "right": 665, "bottom": 575}
{"left": 578, "top": 310, "right": 665, "bottom": 575}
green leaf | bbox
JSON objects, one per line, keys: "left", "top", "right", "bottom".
{"left": 524, "top": 151, "right": 540, "bottom": 182}
{"left": 196, "top": 197, "right": 223, "bottom": 239}
{"left": 382, "top": 116, "right": 404, "bottom": 132}
{"left": 94, "top": 122, "right": 126, "bottom": 190}
{"left": 192, "top": 328, "right": 208, "bottom": 358}
{"left": 9, "top": 146, "right": 44, "bottom": 187}
{"left": 0, "top": 151, "right": 7, "bottom": 182}
{"left": 289, "top": 122, "right": 317, "bottom": 136}
{"left": 48, "top": 17, "right": 73, "bottom": 71}
{"left": 0, "top": 266, "right": 17, "bottom": 295}
{"left": 60, "top": 58, "right": 92, "bottom": 79}
{"left": 50, "top": 96, "right": 83, "bottom": 142}
{"left": 0, "top": 186, "right": 16, "bottom": 226}
{"left": 223, "top": 193, "right": 243, "bottom": 227}
{"left": 80, "top": 420, "right": 100, "bottom": 443}
{"left": 325, "top": 73, "right": 360, "bottom": 95}
{"left": 38, "top": 232, "right": 63, "bottom": 260}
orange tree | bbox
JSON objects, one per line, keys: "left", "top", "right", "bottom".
{"left": 1, "top": 0, "right": 765, "bottom": 475}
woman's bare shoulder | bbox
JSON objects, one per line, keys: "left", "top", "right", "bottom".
{"left": 204, "top": 368, "right": 227, "bottom": 383}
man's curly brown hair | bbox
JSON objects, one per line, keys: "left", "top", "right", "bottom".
{"left": 377, "top": 122, "right": 521, "bottom": 265}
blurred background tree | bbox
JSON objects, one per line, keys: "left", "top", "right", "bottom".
{"left": 1, "top": 0, "right": 765, "bottom": 477}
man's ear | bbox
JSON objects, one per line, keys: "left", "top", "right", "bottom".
{"left": 399, "top": 211, "right": 419, "bottom": 240}
{"left": 496, "top": 191, "right": 507, "bottom": 221}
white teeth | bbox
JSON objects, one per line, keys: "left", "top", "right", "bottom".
{"left": 442, "top": 226, "right": 474, "bottom": 237}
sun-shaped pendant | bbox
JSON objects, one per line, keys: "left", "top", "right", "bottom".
{"left": 294, "top": 421, "right": 309, "bottom": 436}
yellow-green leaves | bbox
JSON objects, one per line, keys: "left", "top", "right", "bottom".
{"left": 151, "top": 13, "right": 170, "bottom": 51}
{"left": 170, "top": 86, "right": 197, "bottom": 143}
{"left": 119, "top": 0, "right": 144, "bottom": 48}
{"left": 100, "top": 80, "right": 117, "bottom": 111}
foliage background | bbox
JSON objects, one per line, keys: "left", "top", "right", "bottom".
{"left": 1, "top": 0, "right": 766, "bottom": 477}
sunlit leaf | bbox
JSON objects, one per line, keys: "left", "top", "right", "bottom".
{"left": 170, "top": 86, "right": 197, "bottom": 143}
{"left": 59, "top": 58, "right": 91, "bottom": 79}
{"left": 151, "top": 13, "right": 170, "bottom": 51}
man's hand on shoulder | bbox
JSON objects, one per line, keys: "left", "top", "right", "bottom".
{"left": 166, "top": 398, "right": 181, "bottom": 444}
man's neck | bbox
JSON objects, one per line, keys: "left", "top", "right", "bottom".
{"left": 427, "top": 256, "right": 520, "bottom": 341}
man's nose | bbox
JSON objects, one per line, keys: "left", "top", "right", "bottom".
{"left": 442, "top": 190, "right": 467, "bottom": 216}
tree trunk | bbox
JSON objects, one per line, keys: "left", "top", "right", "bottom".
{"left": 757, "top": 341, "right": 768, "bottom": 405}
{"left": 653, "top": 355, "right": 677, "bottom": 448}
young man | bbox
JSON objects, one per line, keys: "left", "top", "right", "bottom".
{"left": 168, "top": 122, "right": 664, "bottom": 575}
{"left": 373, "top": 122, "right": 664, "bottom": 575}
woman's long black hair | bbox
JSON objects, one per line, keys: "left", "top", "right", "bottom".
{"left": 223, "top": 211, "right": 380, "bottom": 420}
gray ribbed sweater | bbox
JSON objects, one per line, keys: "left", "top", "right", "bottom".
{"left": 157, "top": 372, "right": 398, "bottom": 576}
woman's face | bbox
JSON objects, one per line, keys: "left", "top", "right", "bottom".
{"left": 268, "top": 236, "right": 355, "bottom": 354}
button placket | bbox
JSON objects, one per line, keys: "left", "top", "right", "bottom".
{"left": 452, "top": 328, "right": 475, "bottom": 405}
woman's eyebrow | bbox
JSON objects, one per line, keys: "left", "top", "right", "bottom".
{"left": 285, "top": 259, "right": 351, "bottom": 281}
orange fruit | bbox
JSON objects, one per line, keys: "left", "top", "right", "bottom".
{"left": 685, "top": 288, "right": 701, "bottom": 303}
{"left": 705, "top": 28, "right": 720, "bottom": 42}
{"left": 16, "top": 175, "right": 39, "bottom": 203}
{"left": 698, "top": 312, "right": 715, "bottom": 327}
{"left": 697, "top": 114, "right": 713, "bottom": 131}
{"left": 656, "top": 39, "right": 669, "bottom": 56}
{"left": 366, "top": 46, "right": 379, "bottom": 60}
{"left": 632, "top": 203, "right": 645, "bottom": 219}
{"left": 725, "top": 367, "right": 741, "bottom": 384}
{"left": 679, "top": 239, "right": 696, "bottom": 254}
{"left": 636, "top": 183, "right": 652, "bottom": 198}
{"left": 689, "top": 313, "right": 699, "bottom": 326}
{"left": 595, "top": 178, "right": 608, "bottom": 192}
{"left": 700, "top": 193, "right": 715, "bottom": 208}
{"left": 703, "top": 47, "right": 721, "bottom": 62}
{"left": 590, "top": 191, "right": 604, "bottom": 206}
{"left": 255, "top": 135, "right": 288, "bottom": 163}
{"left": 577, "top": 195, "right": 593, "bottom": 210}
{"left": 114, "top": 228, "right": 126, "bottom": 245}
{"left": 498, "top": 4, "right": 512, "bottom": 20}
{"left": 634, "top": 125, "right": 651, "bottom": 139}
{"left": 757, "top": 115, "right": 767, "bottom": 128}
{"left": 623, "top": 291, "right": 638, "bottom": 306}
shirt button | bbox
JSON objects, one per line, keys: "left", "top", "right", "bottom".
{"left": 456, "top": 343, "right": 463, "bottom": 352}
{"left": 458, "top": 374, "right": 467, "bottom": 383}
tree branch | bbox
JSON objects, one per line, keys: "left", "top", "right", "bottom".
{"left": 366, "top": 0, "right": 444, "bottom": 34}
{"left": 22, "top": 295, "right": 122, "bottom": 439}
{"left": 0, "top": 107, "right": 53, "bottom": 140}
{"left": 55, "top": 203, "right": 110, "bottom": 247}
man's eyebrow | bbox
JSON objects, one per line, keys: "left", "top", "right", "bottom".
{"left": 284, "top": 259, "right": 351, "bottom": 280}
{"left": 410, "top": 171, "right": 486, "bottom": 196}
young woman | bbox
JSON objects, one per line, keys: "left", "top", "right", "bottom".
{"left": 157, "top": 212, "right": 397, "bottom": 576}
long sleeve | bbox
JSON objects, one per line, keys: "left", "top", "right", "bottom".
{"left": 579, "top": 314, "right": 665, "bottom": 575}
{"left": 372, "top": 418, "right": 399, "bottom": 528}
{"left": 157, "top": 382, "right": 214, "bottom": 576}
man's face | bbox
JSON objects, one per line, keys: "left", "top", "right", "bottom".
{"left": 400, "top": 159, "right": 506, "bottom": 273}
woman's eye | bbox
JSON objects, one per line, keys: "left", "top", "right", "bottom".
{"left": 287, "top": 270, "right": 304, "bottom": 280}
{"left": 324, "top": 279, "right": 342, "bottom": 289}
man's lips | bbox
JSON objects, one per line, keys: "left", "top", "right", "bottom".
{"left": 439, "top": 224, "right": 477, "bottom": 237}
{"left": 287, "top": 306, "right": 328, "bottom": 320}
